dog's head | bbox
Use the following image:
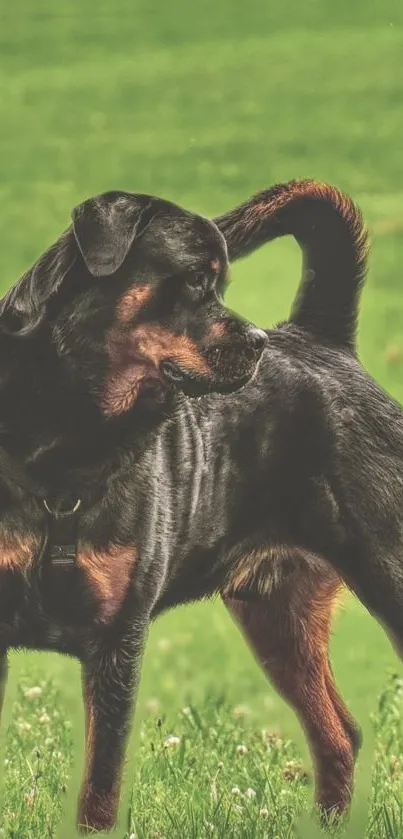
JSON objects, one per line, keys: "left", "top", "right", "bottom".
{"left": 0, "top": 192, "right": 266, "bottom": 419}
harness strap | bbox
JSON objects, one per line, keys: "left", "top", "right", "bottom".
{"left": 43, "top": 497, "right": 81, "bottom": 568}
{"left": 0, "top": 444, "right": 83, "bottom": 568}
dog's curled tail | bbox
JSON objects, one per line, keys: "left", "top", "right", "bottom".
{"left": 214, "top": 180, "right": 369, "bottom": 351}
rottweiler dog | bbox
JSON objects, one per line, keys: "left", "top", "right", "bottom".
{"left": 0, "top": 179, "right": 397, "bottom": 833}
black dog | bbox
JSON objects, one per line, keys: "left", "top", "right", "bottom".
{"left": 0, "top": 179, "right": 393, "bottom": 833}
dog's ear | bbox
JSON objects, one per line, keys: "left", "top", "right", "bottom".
{"left": 71, "top": 192, "right": 156, "bottom": 277}
{"left": 0, "top": 230, "right": 78, "bottom": 335}
{"left": 0, "top": 192, "right": 157, "bottom": 336}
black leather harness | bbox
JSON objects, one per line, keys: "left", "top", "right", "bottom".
{"left": 43, "top": 496, "right": 82, "bottom": 568}
{"left": 0, "top": 446, "right": 83, "bottom": 571}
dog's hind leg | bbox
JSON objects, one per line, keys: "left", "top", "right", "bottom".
{"left": 77, "top": 618, "right": 148, "bottom": 834}
{"left": 223, "top": 564, "right": 360, "bottom": 816}
{"left": 334, "top": 543, "right": 403, "bottom": 660}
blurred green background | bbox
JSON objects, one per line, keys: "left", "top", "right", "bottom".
{"left": 1, "top": 1, "right": 403, "bottom": 836}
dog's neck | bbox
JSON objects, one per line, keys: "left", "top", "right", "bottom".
{"left": 0, "top": 329, "right": 174, "bottom": 504}
{"left": 0, "top": 328, "right": 166, "bottom": 492}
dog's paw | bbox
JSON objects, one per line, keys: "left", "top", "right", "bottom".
{"left": 77, "top": 785, "right": 119, "bottom": 834}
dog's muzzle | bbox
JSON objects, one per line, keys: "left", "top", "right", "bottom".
{"left": 160, "top": 327, "right": 267, "bottom": 396}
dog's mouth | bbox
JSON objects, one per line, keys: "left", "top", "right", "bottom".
{"left": 103, "top": 353, "right": 259, "bottom": 417}
{"left": 159, "top": 355, "right": 260, "bottom": 397}
{"left": 159, "top": 326, "right": 267, "bottom": 397}
{"left": 102, "top": 325, "right": 266, "bottom": 416}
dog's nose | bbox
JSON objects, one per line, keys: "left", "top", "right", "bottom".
{"left": 248, "top": 327, "right": 267, "bottom": 353}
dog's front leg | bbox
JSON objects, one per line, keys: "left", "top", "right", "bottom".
{"left": 77, "top": 618, "right": 148, "bottom": 834}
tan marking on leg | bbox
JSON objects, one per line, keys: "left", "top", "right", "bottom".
{"left": 223, "top": 560, "right": 358, "bottom": 816}
{"left": 0, "top": 534, "right": 39, "bottom": 574}
{"left": 79, "top": 678, "right": 120, "bottom": 832}
{"left": 77, "top": 545, "right": 136, "bottom": 622}
{"left": 223, "top": 544, "right": 313, "bottom": 598}
{"left": 78, "top": 783, "right": 120, "bottom": 834}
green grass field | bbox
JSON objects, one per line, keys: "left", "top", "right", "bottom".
{"left": 1, "top": 1, "right": 403, "bottom": 836}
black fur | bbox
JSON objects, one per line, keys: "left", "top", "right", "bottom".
{"left": 214, "top": 179, "right": 369, "bottom": 350}
{"left": 0, "top": 180, "right": 396, "bottom": 833}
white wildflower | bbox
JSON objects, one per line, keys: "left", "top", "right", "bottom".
{"left": 24, "top": 686, "right": 42, "bottom": 699}
{"left": 163, "top": 734, "right": 180, "bottom": 749}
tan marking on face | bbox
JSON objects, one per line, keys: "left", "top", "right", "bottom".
{"left": 0, "top": 533, "right": 39, "bottom": 575}
{"left": 102, "top": 323, "right": 211, "bottom": 416}
{"left": 102, "top": 370, "right": 146, "bottom": 416}
{"left": 134, "top": 325, "right": 211, "bottom": 374}
{"left": 77, "top": 544, "right": 136, "bottom": 622}
{"left": 117, "top": 284, "right": 153, "bottom": 323}
{"left": 211, "top": 258, "right": 221, "bottom": 272}
{"left": 102, "top": 369, "right": 145, "bottom": 416}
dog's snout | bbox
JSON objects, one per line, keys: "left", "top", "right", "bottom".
{"left": 248, "top": 327, "right": 267, "bottom": 353}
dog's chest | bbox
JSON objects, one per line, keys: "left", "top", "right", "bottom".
{"left": 134, "top": 409, "right": 235, "bottom": 548}
{"left": 0, "top": 534, "right": 137, "bottom": 652}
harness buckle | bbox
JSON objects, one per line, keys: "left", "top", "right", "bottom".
{"left": 43, "top": 497, "right": 82, "bottom": 569}
{"left": 49, "top": 544, "right": 77, "bottom": 566}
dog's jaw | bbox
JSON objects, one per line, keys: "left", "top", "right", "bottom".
{"left": 101, "top": 360, "right": 169, "bottom": 417}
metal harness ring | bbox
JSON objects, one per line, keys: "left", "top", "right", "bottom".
{"left": 43, "top": 498, "right": 82, "bottom": 518}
